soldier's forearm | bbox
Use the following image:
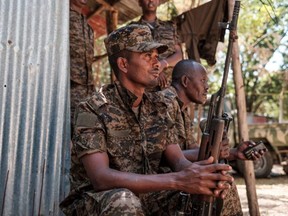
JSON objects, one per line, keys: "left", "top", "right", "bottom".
{"left": 227, "top": 148, "right": 238, "bottom": 161}
{"left": 182, "top": 148, "right": 200, "bottom": 162}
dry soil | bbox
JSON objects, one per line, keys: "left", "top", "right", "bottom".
{"left": 234, "top": 165, "right": 288, "bottom": 216}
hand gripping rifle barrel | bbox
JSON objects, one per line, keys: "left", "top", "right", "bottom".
{"left": 190, "top": 1, "right": 241, "bottom": 216}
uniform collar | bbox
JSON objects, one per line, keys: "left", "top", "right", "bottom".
{"left": 169, "top": 85, "right": 187, "bottom": 111}
{"left": 139, "top": 17, "right": 160, "bottom": 29}
{"left": 114, "top": 80, "right": 151, "bottom": 108}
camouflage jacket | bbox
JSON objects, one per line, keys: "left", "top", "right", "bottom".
{"left": 131, "top": 17, "right": 180, "bottom": 60}
{"left": 161, "top": 86, "right": 198, "bottom": 150}
{"left": 70, "top": 9, "right": 94, "bottom": 86}
{"left": 61, "top": 81, "right": 182, "bottom": 208}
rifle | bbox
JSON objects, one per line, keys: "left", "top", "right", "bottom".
{"left": 190, "top": 1, "right": 241, "bottom": 215}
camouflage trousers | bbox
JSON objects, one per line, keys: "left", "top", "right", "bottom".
{"left": 65, "top": 188, "right": 181, "bottom": 216}
{"left": 218, "top": 182, "right": 243, "bottom": 216}
{"left": 61, "top": 186, "right": 242, "bottom": 216}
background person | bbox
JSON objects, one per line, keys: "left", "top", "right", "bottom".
{"left": 70, "top": 0, "right": 95, "bottom": 131}
{"left": 131, "top": 0, "right": 183, "bottom": 89}
{"left": 161, "top": 59, "right": 267, "bottom": 216}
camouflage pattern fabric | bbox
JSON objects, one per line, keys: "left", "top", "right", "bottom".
{"left": 161, "top": 86, "right": 198, "bottom": 150}
{"left": 70, "top": 82, "right": 94, "bottom": 127}
{"left": 60, "top": 187, "right": 181, "bottom": 215}
{"left": 181, "top": 107, "right": 199, "bottom": 150}
{"left": 104, "top": 24, "right": 168, "bottom": 56}
{"left": 70, "top": 9, "right": 94, "bottom": 85}
{"left": 218, "top": 182, "right": 243, "bottom": 216}
{"left": 70, "top": 9, "right": 95, "bottom": 124}
{"left": 131, "top": 18, "right": 181, "bottom": 86}
{"left": 60, "top": 188, "right": 145, "bottom": 216}
{"left": 60, "top": 81, "right": 183, "bottom": 215}
{"left": 160, "top": 86, "right": 243, "bottom": 216}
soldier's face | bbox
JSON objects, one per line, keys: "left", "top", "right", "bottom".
{"left": 125, "top": 49, "right": 161, "bottom": 88}
{"left": 139, "top": 0, "right": 160, "bottom": 12}
{"left": 185, "top": 69, "right": 209, "bottom": 104}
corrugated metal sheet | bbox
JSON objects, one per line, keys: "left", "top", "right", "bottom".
{"left": 0, "top": 0, "right": 70, "bottom": 215}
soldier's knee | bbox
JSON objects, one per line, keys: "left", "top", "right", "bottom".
{"left": 101, "top": 188, "right": 144, "bottom": 215}
{"left": 111, "top": 188, "right": 142, "bottom": 209}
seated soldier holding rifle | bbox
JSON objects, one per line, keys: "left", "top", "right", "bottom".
{"left": 161, "top": 59, "right": 267, "bottom": 216}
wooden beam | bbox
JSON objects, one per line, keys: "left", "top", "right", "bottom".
{"left": 105, "top": 8, "right": 118, "bottom": 83}
{"left": 95, "top": 0, "right": 114, "bottom": 10}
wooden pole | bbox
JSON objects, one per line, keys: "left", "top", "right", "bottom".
{"left": 227, "top": 0, "right": 260, "bottom": 213}
{"left": 232, "top": 34, "right": 260, "bottom": 216}
{"left": 106, "top": 9, "right": 118, "bottom": 33}
{"left": 106, "top": 9, "right": 118, "bottom": 83}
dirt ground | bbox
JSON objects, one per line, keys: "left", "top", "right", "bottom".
{"left": 234, "top": 165, "right": 288, "bottom": 216}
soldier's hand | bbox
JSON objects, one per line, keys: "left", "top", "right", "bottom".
{"left": 213, "top": 180, "right": 231, "bottom": 199}
{"left": 158, "top": 72, "right": 168, "bottom": 88}
{"left": 235, "top": 140, "right": 267, "bottom": 160}
{"left": 178, "top": 157, "right": 234, "bottom": 196}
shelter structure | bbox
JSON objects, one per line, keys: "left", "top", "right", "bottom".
{"left": 1, "top": 0, "right": 258, "bottom": 215}
{"left": 73, "top": 0, "right": 168, "bottom": 38}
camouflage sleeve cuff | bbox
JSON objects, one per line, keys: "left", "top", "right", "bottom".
{"left": 78, "top": 149, "right": 105, "bottom": 159}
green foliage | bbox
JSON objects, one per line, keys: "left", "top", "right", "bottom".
{"left": 93, "top": 0, "right": 288, "bottom": 120}
{"left": 157, "top": 0, "right": 179, "bottom": 20}
{"left": 210, "top": 0, "right": 288, "bottom": 120}
{"left": 283, "top": 93, "right": 288, "bottom": 120}
{"left": 247, "top": 72, "right": 284, "bottom": 116}
{"left": 240, "top": 0, "right": 288, "bottom": 119}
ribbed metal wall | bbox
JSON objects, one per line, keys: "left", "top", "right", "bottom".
{"left": 0, "top": 0, "right": 70, "bottom": 215}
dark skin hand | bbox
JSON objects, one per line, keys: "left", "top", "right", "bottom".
{"left": 182, "top": 140, "right": 265, "bottom": 197}
{"left": 157, "top": 44, "right": 183, "bottom": 88}
{"left": 81, "top": 144, "right": 234, "bottom": 197}
{"left": 217, "top": 138, "right": 267, "bottom": 199}
{"left": 218, "top": 129, "right": 267, "bottom": 160}
{"left": 171, "top": 156, "right": 233, "bottom": 196}
{"left": 183, "top": 137, "right": 267, "bottom": 162}
{"left": 214, "top": 179, "right": 232, "bottom": 199}
{"left": 158, "top": 71, "right": 168, "bottom": 88}
{"left": 198, "top": 134, "right": 267, "bottom": 199}
{"left": 181, "top": 146, "right": 232, "bottom": 198}
{"left": 220, "top": 139, "right": 267, "bottom": 161}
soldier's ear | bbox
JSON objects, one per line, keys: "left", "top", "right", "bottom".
{"left": 181, "top": 75, "right": 189, "bottom": 88}
{"left": 117, "top": 57, "right": 128, "bottom": 73}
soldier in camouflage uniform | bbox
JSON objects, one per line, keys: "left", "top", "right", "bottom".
{"left": 59, "top": 24, "right": 234, "bottom": 215}
{"left": 70, "top": 1, "right": 95, "bottom": 128}
{"left": 161, "top": 59, "right": 266, "bottom": 216}
{"left": 131, "top": 0, "right": 183, "bottom": 90}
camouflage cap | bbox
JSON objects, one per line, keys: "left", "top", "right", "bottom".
{"left": 104, "top": 24, "right": 168, "bottom": 56}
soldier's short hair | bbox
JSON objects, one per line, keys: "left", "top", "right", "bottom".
{"left": 108, "top": 50, "right": 133, "bottom": 79}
